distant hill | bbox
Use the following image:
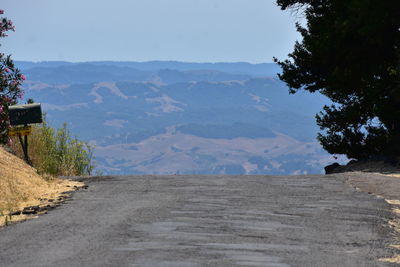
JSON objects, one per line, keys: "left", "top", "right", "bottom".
{"left": 17, "top": 61, "right": 341, "bottom": 175}
{"left": 16, "top": 61, "right": 281, "bottom": 76}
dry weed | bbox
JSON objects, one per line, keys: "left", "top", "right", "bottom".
{"left": 0, "top": 146, "right": 83, "bottom": 226}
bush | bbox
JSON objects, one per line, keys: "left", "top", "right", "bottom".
{"left": 9, "top": 118, "right": 94, "bottom": 176}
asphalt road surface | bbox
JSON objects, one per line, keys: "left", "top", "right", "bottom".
{"left": 0, "top": 174, "right": 398, "bottom": 266}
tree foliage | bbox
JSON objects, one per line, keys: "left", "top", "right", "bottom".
{"left": 0, "top": 9, "right": 25, "bottom": 144}
{"left": 274, "top": 0, "right": 400, "bottom": 160}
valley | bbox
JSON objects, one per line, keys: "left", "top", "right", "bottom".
{"left": 18, "top": 61, "right": 343, "bottom": 175}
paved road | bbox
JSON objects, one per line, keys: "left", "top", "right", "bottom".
{"left": 0, "top": 175, "right": 397, "bottom": 266}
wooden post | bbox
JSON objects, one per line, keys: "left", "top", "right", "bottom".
{"left": 17, "top": 126, "right": 31, "bottom": 166}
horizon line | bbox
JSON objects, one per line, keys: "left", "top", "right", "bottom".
{"left": 14, "top": 59, "right": 277, "bottom": 65}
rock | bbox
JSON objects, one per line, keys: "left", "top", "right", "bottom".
{"left": 22, "top": 206, "right": 40, "bottom": 215}
{"left": 10, "top": 211, "right": 21, "bottom": 216}
{"left": 347, "top": 160, "right": 358, "bottom": 165}
{"left": 61, "top": 191, "right": 75, "bottom": 195}
{"left": 324, "top": 162, "right": 341, "bottom": 174}
{"left": 25, "top": 206, "right": 40, "bottom": 211}
{"left": 21, "top": 210, "right": 35, "bottom": 215}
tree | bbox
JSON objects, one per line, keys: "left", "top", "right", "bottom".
{"left": 0, "top": 9, "right": 25, "bottom": 144}
{"left": 274, "top": 0, "right": 400, "bottom": 160}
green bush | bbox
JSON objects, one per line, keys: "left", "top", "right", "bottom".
{"left": 10, "top": 118, "right": 95, "bottom": 176}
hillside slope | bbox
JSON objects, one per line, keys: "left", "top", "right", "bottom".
{"left": 0, "top": 146, "right": 82, "bottom": 226}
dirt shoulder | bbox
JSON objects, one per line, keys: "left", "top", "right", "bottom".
{"left": 335, "top": 171, "right": 400, "bottom": 201}
{"left": 333, "top": 171, "right": 400, "bottom": 264}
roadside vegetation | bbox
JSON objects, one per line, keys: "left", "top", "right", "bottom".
{"left": 0, "top": 10, "right": 94, "bottom": 226}
{"left": 0, "top": 116, "right": 94, "bottom": 225}
{"left": 0, "top": 114, "right": 94, "bottom": 225}
{"left": 8, "top": 118, "right": 95, "bottom": 177}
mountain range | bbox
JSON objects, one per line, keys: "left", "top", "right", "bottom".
{"left": 16, "top": 61, "right": 343, "bottom": 175}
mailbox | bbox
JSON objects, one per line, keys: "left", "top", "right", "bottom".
{"left": 8, "top": 103, "right": 43, "bottom": 126}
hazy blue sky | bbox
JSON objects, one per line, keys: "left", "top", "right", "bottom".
{"left": 1, "top": 0, "right": 300, "bottom": 63}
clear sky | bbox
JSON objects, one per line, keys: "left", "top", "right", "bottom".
{"left": 1, "top": 0, "right": 300, "bottom": 63}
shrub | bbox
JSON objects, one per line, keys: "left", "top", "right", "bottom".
{"left": 9, "top": 118, "right": 94, "bottom": 176}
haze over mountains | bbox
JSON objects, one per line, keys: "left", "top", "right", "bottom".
{"left": 16, "top": 61, "right": 341, "bottom": 175}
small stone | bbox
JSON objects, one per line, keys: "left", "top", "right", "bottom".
{"left": 347, "top": 160, "right": 358, "bottom": 165}
{"left": 324, "top": 163, "right": 341, "bottom": 174}
{"left": 22, "top": 209, "right": 36, "bottom": 215}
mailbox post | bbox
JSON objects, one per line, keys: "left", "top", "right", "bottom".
{"left": 8, "top": 103, "right": 43, "bottom": 165}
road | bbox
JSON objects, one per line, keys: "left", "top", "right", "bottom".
{"left": 0, "top": 174, "right": 398, "bottom": 266}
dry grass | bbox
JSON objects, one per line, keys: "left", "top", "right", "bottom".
{"left": 0, "top": 145, "right": 83, "bottom": 226}
{"left": 380, "top": 255, "right": 400, "bottom": 264}
{"left": 385, "top": 173, "right": 400, "bottom": 178}
{"left": 382, "top": 202, "right": 400, "bottom": 264}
